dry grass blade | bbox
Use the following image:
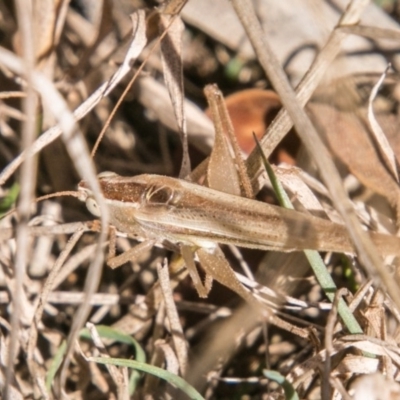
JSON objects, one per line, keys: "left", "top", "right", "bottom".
{"left": 157, "top": 259, "right": 188, "bottom": 375}
{"left": 0, "top": 9, "right": 148, "bottom": 185}
{"left": 159, "top": 13, "right": 191, "bottom": 178}
{"left": 0, "top": 53, "right": 110, "bottom": 379}
{"left": 0, "top": 48, "right": 107, "bottom": 206}
{"left": 5, "top": 1, "right": 38, "bottom": 396}
{"left": 4, "top": 1, "right": 400, "bottom": 398}
{"left": 0, "top": 12, "right": 148, "bottom": 392}
{"left": 90, "top": 10, "right": 148, "bottom": 158}
{"left": 245, "top": 0, "right": 370, "bottom": 178}
{"left": 86, "top": 323, "right": 129, "bottom": 399}
{"left": 323, "top": 288, "right": 350, "bottom": 400}
{"left": 339, "top": 24, "right": 400, "bottom": 41}
{"left": 32, "top": 0, "right": 59, "bottom": 62}
{"left": 0, "top": 221, "right": 92, "bottom": 241}
{"left": 136, "top": 76, "right": 214, "bottom": 153}
{"left": 163, "top": 0, "right": 189, "bottom": 16}
{"left": 308, "top": 99, "right": 400, "bottom": 222}
{"left": 367, "top": 65, "right": 399, "bottom": 183}
{"left": 232, "top": 0, "right": 400, "bottom": 311}
{"left": 272, "top": 165, "right": 327, "bottom": 217}
{"left": 154, "top": 340, "right": 180, "bottom": 378}
{"left": 27, "top": 228, "right": 85, "bottom": 398}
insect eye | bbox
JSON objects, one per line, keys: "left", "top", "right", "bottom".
{"left": 86, "top": 197, "right": 101, "bottom": 217}
{"left": 145, "top": 185, "right": 179, "bottom": 205}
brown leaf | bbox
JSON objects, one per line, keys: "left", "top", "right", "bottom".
{"left": 308, "top": 101, "right": 400, "bottom": 218}
{"left": 224, "top": 89, "right": 282, "bottom": 153}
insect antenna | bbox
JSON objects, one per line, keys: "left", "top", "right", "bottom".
{"left": 1, "top": 190, "right": 81, "bottom": 220}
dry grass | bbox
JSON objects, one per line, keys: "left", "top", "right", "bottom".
{"left": 1, "top": 0, "right": 400, "bottom": 399}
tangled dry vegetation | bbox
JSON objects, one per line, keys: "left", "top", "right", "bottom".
{"left": 2, "top": 0, "right": 400, "bottom": 399}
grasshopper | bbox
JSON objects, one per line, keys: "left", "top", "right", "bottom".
{"left": 77, "top": 84, "right": 400, "bottom": 310}
{"left": 77, "top": 171, "right": 400, "bottom": 308}
{"left": 78, "top": 172, "right": 400, "bottom": 256}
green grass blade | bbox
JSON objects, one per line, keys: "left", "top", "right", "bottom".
{"left": 254, "top": 134, "right": 363, "bottom": 334}
{"left": 90, "top": 357, "right": 205, "bottom": 400}
{"left": 46, "top": 340, "right": 67, "bottom": 391}
{"left": 80, "top": 325, "right": 146, "bottom": 394}
{"left": 263, "top": 370, "right": 299, "bottom": 400}
{"left": 0, "top": 183, "right": 19, "bottom": 218}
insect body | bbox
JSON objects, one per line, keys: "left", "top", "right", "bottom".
{"left": 78, "top": 173, "right": 400, "bottom": 257}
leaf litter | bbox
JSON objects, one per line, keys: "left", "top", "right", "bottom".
{"left": 2, "top": 0, "right": 400, "bottom": 399}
